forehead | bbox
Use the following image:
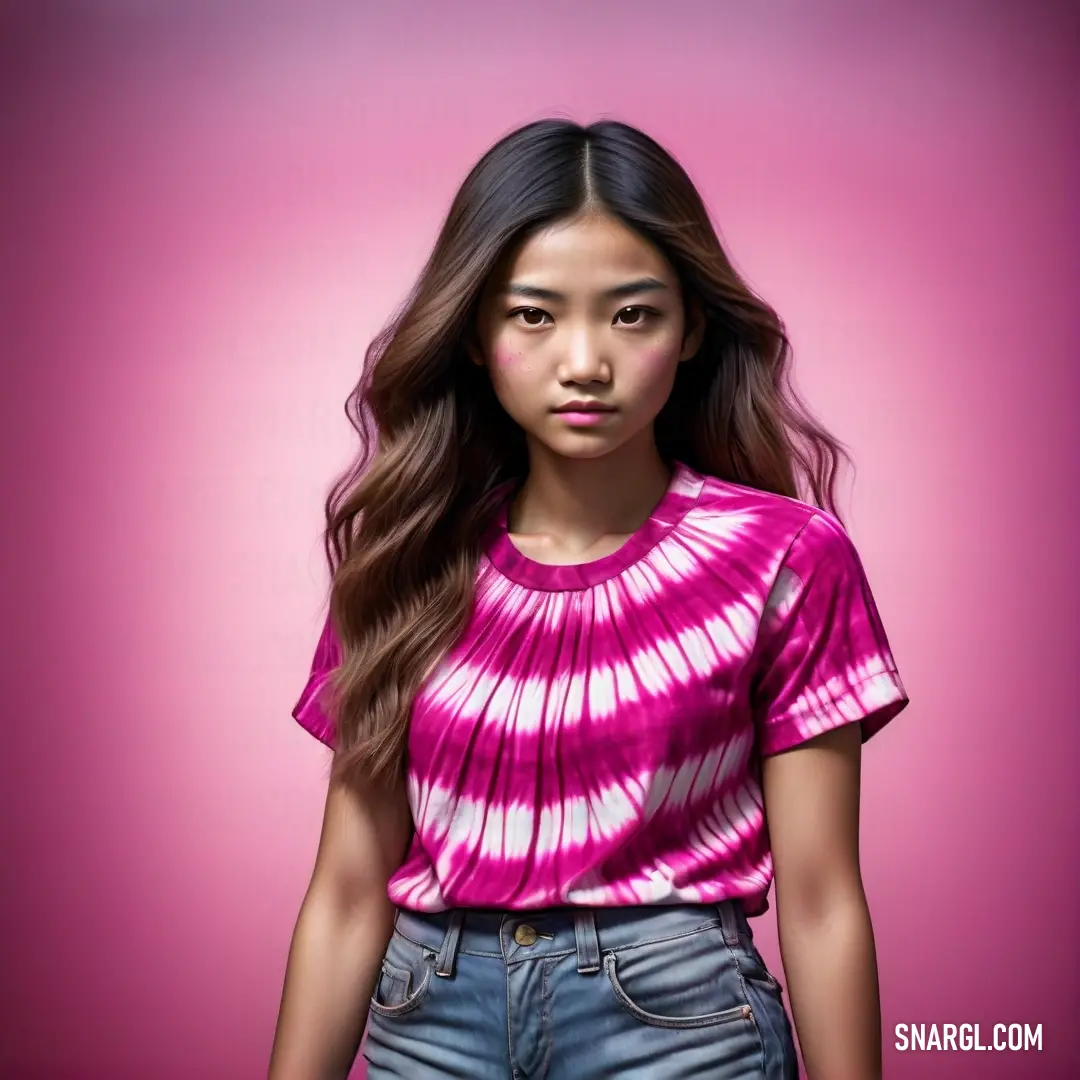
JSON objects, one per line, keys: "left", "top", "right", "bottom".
{"left": 498, "top": 213, "right": 675, "bottom": 288}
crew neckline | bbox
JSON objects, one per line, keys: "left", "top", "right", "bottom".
{"left": 483, "top": 461, "right": 705, "bottom": 592}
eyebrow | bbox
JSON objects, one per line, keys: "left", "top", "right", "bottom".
{"left": 503, "top": 276, "right": 670, "bottom": 302}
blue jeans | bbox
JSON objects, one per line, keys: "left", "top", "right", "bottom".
{"left": 363, "top": 901, "right": 798, "bottom": 1079}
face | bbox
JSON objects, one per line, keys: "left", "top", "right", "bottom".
{"left": 470, "top": 212, "right": 704, "bottom": 462}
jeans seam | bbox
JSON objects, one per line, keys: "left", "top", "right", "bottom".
{"left": 722, "top": 937, "right": 767, "bottom": 1075}
{"left": 398, "top": 920, "right": 726, "bottom": 960}
{"left": 392, "top": 927, "right": 505, "bottom": 959}
{"left": 741, "top": 974, "right": 795, "bottom": 1079}
{"left": 606, "top": 919, "right": 724, "bottom": 956}
{"left": 506, "top": 947, "right": 576, "bottom": 968}
{"left": 540, "top": 958, "right": 554, "bottom": 1076}
{"left": 505, "top": 955, "right": 518, "bottom": 1080}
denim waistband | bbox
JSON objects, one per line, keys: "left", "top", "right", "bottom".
{"left": 394, "top": 900, "right": 750, "bottom": 980}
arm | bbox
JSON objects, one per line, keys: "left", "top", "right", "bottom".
{"left": 762, "top": 722, "right": 881, "bottom": 1080}
{"left": 268, "top": 774, "right": 412, "bottom": 1080}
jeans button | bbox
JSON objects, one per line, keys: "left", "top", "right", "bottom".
{"left": 514, "top": 924, "right": 538, "bottom": 946}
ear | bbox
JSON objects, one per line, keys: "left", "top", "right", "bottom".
{"left": 678, "top": 297, "right": 706, "bottom": 362}
{"left": 461, "top": 319, "right": 487, "bottom": 368}
{"left": 464, "top": 338, "right": 486, "bottom": 368}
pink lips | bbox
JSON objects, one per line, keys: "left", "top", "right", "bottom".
{"left": 559, "top": 412, "right": 610, "bottom": 426}
{"left": 552, "top": 400, "right": 616, "bottom": 427}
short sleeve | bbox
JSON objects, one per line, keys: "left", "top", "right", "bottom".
{"left": 291, "top": 613, "right": 341, "bottom": 749}
{"left": 751, "top": 511, "right": 909, "bottom": 757}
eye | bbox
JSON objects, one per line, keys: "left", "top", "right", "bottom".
{"left": 613, "top": 306, "right": 657, "bottom": 327}
{"left": 509, "top": 307, "right": 552, "bottom": 327}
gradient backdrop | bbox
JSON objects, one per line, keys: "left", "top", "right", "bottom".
{"left": 2, "top": 1, "right": 1077, "bottom": 1077}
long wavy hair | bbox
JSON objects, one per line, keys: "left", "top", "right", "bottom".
{"left": 323, "top": 118, "right": 847, "bottom": 788}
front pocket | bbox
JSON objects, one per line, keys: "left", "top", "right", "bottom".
{"left": 604, "top": 950, "right": 755, "bottom": 1030}
{"left": 372, "top": 960, "right": 412, "bottom": 1009}
{"left": 368, "top": 939, "right": 436, "bottom": 1018}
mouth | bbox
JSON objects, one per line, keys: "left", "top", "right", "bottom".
{"left": 551, "top": 401, "right": 617, "bottom": 414}
{"left": 551, "top": 401, "right": 617, "bottom": 428}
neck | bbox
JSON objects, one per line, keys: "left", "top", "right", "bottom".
{"left": 511, "top": 431, "right": 672, "bottom": 541}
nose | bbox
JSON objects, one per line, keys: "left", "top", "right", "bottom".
{"left": 558, "top": 328, "right": 611, "bottom": 385}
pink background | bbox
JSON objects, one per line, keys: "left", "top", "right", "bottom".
{"left": 2, "top": 1, "right": 1076, "bottom": 1077}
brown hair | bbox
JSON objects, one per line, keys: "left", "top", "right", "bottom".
{"left": 322, "top": 118, "right": 847, "bottom": 787}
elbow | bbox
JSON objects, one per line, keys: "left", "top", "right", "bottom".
{"left": 775, "top": 862, "right": 868, "bottom": 930}
{"left": 306, "top": 861, "right": 395, "bottom": 924}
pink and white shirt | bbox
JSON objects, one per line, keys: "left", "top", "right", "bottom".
{"left": 294, "top": 463, "right": 908, "bottom": 915}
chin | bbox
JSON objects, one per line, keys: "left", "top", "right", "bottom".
{"left": 533, "top": 432, "right": 633, "bottom": 462}
{"left": 519, "top": 414, "right": 652, "bottom": 463}
{"left": 555, "top": 444, "right": 620, "bottom": 461}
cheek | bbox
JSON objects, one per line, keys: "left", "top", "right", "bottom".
{"left": 624, "top": 344, "right": 682, "bottom": 407}
{"left": 491, "top": 347, "right": 529, "bottom": 389}
{"left": 635, "top": 344, "right": 680, "bottom": 375}
{"left": 488, "top": 346, "right": 538, "bottom": 408}
{"left": 492, "top": 345, "right": 518, "bottom": 369}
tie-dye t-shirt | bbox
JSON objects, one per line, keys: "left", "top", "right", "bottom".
{"left": 293, "top": 462, "right": 908, "bottom": 915}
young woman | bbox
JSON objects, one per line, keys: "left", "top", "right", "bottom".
{"left": 269, "top": 118, "right": 909, "bottom": 1080}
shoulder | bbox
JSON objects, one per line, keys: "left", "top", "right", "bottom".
{"left": 677, "top": 470, "right": 864, "bottom": 586}
{"left": 685, "top": 471, "right": 829, "bottom": 548}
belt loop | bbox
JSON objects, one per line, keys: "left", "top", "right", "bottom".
{"left": 573, "top": 909, "right": 601, "bottom": 974}
{"left": 435, "top": 910, "right": 465, "bottom": 978}
{"left": 717, "top": 899, "right": 742, "bottom": 946}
